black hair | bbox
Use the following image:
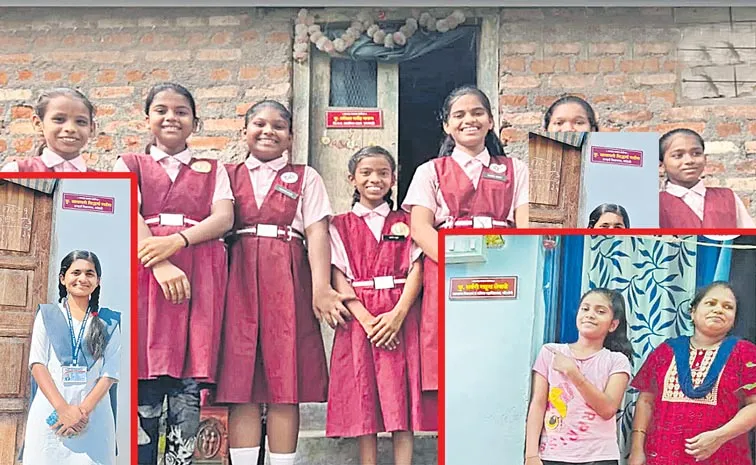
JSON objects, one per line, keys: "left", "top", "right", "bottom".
{"left": 244, "top": 99, "right": 293, "bottom": 134}
{"left": 33, "top": 87, "right": 95, "bottom": 156}
{"left": 348, "top": 145, "right": 396, "bottom": 209}
{"left": 690, "top": 281, "right": 739, "bottom": 333}
{"left": 58, "top": 250, "right": 106, "bottom": 361}
{"left": 437, "top": 85, "right": 506, "bottom": 158}
{"left": 543, "top": 95, "right": 599, "bottom": 132}
{"left": 578, "top": 288, "right": 634, "bottom": 361}
{"left": 587, "top": 204, "right": 630, "bottom": 229}
{"left": 144, "top": 82, "right": 199, "bottom": 154}
{"left": 659, "top": 128, "right": 705, "bottom": 163}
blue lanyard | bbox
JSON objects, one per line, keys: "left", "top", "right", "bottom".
{"left": 65, "top": 299, "right": 91, "bottom": 366}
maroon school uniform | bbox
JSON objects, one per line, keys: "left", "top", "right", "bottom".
{"left": 659, "top": 188, "right": 737, "bottom": 228}
{"left": 215, "top": 163, "right": 328, "bottom": 404}
{"left": 418, "top": 155, "right": 516, "bottom": 392}
{"left": 326, "top": 209, "right": 437, "bottom": 437}
{"left": 121, "top": 153, "right": 227, "bottom": 382}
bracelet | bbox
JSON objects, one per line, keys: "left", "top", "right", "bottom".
{"left": 177, "top": 231, "right": 190, "bottom": 248}
{"left": 632, "top": 429, "right": 647, "bottom": 435}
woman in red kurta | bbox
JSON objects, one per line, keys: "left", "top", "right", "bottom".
{"left": 328, "top": 146, "right": 437, "bottom": 465}
{"left": 629, "top": 282, "right": 756, "bottom": 465}
{"left": 402, "top": 85, "right": 530, "bottom": 394}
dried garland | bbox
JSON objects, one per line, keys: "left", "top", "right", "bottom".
{"left": 293, "top": 8, "right": 467, "bottom": 63}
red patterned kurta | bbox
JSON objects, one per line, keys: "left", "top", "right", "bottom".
{"left": 631, "top": 339, "right": 756, "bottom": 465}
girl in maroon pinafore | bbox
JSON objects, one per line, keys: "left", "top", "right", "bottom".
{"left": 401, "top": 85, "right": 530, "bottom": 394}
{"left": 327, "top": 145, "right": 437, "bottom": 464}
{"left": 658, "top": 128, "right": 755, "bottom": 228}
{"left": 214, "top": 100, "right": 354, "bottom": 465}
{"left": 113, "top": 83, "right": 234, "bottom": 465}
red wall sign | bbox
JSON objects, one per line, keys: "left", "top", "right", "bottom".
{"left": 326, "top": 109, "right": 383, "bottom": 128}
{"left": 590, "top": 146, "right": 643, "bottom": 167}
{"left": 62, "top": 193, "right": 115, "bottom": 214}
{"left": 449, "top": 276, "right": 518, "bottom": 300}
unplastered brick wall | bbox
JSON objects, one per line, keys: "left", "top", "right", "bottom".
{"left": 0, "top": 7, "right": 295, "bottom": 170}
{"left": 498, "top": 7, "right": 756, "bottom": 214}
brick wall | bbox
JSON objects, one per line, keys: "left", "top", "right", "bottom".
{"left": 0, "top": 7, "right": 295, "bottom": 170}
{"left": 498, "top": 7, "right": 756, "bottom": 214}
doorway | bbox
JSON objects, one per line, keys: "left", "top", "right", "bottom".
{"left": 397, "top": 26, "right": 478, "bottom": 206}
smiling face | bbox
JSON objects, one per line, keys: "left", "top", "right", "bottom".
{"left": 146, "top": 90, "right": 197, "bottom": 155}
{"left": 33, "top": 95, "right": 94, "bottom": 160}
{"left": 245, "top": 106, "right": 292, "bottom": 162}
{"left": 349, "top": 155, "right": 395, "bottom": 209}
{"left": 691, "top": 285, "right": 737, "bottom": 339}
{"left": 576, "top": 292, "right": 619, "bottom": 340}
{"left": 60, "top": 258, "right": 100, "bottom": 299}
{"left": 661, "top": 133, "right": 706, "bottom": 188}
{"left": 443, "top": 93, "right": 494, "bottom": 155}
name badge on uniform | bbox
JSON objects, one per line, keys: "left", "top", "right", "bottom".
{"left": 62, "top": 364, "right": 87, "bottom": 386}
{"left": 382, "top": 234, "right": 406, "bottom": 242}
{"left": 482, "top": 171, "right": 508, "bottom": 182}
{"left": 275, "top": 185, "right": 299, "bottom": 200}
{"left": 190, "top": 160, "right": 212, "bottom": 173}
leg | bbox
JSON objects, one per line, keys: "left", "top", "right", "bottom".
{"left": 164, "top": 377, "right": 201, "bottom": 465}
{"left": 228, "top": 403, "right": 263, "bottom": 464}
{"left": 137, "top": 378, "right": 167, "bottom": 465}
{"left": 357, "top": 434, "right": 378, "bottom": 465}
{"left": 266, "top": 403, "right": 299, "bottom": 465}
{"left": 392, "top": 431, "right": 414, "bottom": 465}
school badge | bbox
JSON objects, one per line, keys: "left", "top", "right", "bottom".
{"left": 190, "top": 160, "right": 212, "bottom": 173}
{"left": 390, "top": 222, "right": 410, "bottom": 237}
{"left": 489, "top": 163, "right": 507, "bottom": 174}
{"left": 280, "top": 172, "right": 299, "bottom": 184}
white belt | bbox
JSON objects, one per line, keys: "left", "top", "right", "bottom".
{"left": 233, "top": 224, "right": 305, "bottom": 241}
{"left": 144, "top": 213, "right": 200, "bottom": 227}
{"left": 351, "top": 276, "right": 407, "bottom": 290}
{"left": 441, "top": 216, "right": 510, "bottom": 229}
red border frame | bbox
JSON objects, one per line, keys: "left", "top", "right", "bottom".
{"left": 437, "top": 226, "right": 754, "bottom": 465}
{"left": 0, "top": 171, "right": 139, "bottom": 463}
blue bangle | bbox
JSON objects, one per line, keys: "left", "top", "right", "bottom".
{"left": 45, "top": 410, "right": 58, "bottom": 426}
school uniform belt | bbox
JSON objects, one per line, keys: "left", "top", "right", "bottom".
{"left": 442, "top": 216, "right": 510, "bottom": 229}
{"left": 351, "top": 276, "right": 407, "bottom": 290}
{"left": 231, "top": 224, "right": 305, "bottom": 241}
{"left": 144, "top": 214, "right": 201, "bottom": 227}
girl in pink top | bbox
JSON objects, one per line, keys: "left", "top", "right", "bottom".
{"left": 525, "top": 288, "right": 633, "bottom": 465}
{"left": 2, "top": 88, "right": 98, "bottom": 172}
{"left": 214, "top": 100, "right": 355, "bottom": 465}
{"left": 327, "top": 146, "right": 437, "bottom": 465}
{"left": 402, "top": 85, "right": 529, "bottom": 394}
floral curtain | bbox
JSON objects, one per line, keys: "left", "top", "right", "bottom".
{"left": 580, "top": 235, "right": 698, "bottom": 460}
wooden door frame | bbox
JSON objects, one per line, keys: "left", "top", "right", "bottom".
{"left": 291, "top": 8, "right": 500, "bottom": 165}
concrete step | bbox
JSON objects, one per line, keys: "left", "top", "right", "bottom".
{"left": 300, "top": 402, "right": 327, "bottom": 431}
{"left": 293, "top": 431, "right": 438, "bottom": 465}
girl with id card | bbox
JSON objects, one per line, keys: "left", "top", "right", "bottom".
{"left": 23, "top": 251, "right": 121, "bottom": 465}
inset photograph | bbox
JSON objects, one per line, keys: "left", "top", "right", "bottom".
{"left": 529, "top": 132, "right": 660, "bottom": 229}
{"left": 0, "top": 176, "right": 132, "bottom": 465}
{"left": 442, "top": 233, "right": 756, "bottom": 465}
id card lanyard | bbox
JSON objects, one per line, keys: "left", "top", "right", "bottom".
{"left": 65, "top": 298, "right": 91, "bottom": 367}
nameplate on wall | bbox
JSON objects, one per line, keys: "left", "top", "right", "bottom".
{"left": 62, "top": 193, "right": 115, "bottom": 214}
{"left": 449, "top": 276, "right": 518, "bottom": 300}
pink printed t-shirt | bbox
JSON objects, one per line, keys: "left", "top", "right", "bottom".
{"left": 330, "top": 202, "right": 422, "bottom": 280}
{"left": 400, "top": 147, "right": 529, "bottom": 227}
{"left": 532, "top": 343, "right": 632, "bottom": 462}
